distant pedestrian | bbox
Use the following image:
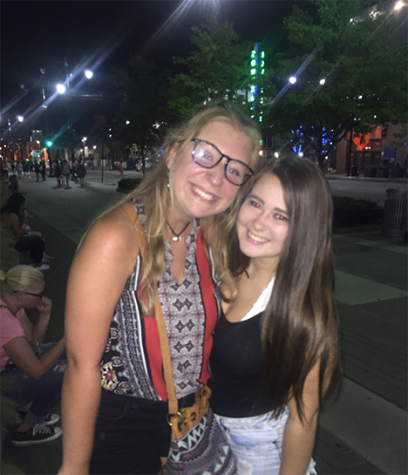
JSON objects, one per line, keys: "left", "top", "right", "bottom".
{"left": 76, "top": 160, "right": 86, "bottom": 188}
{"left": 34, "top": 161, "right": 40, "bottom": 182}
{"left": 22, "top": 160, "right": 31, "bottom": 179}
{"left": 39, "top": 160, "right": 46, "bottom": 181}
{"left": 17, "top": 162, "right": 23, "bottom": 178}
{"left": 61, "top": 160, "right": 71, "bottom": 188}
{"left": 54, "top": 162, "right": 62, "bottom": 187}
{"left": 118, "top": 161, "right": 124, "bottom": 180}
{"left": 1, "top": 160, "right": 9, "bottom": 179}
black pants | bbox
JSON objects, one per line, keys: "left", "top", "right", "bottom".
{"left": 14, "top": 235, "right": 44, "bottom": 264}
{"left": 90, "top": 389, "right": 195, "bottom": 475}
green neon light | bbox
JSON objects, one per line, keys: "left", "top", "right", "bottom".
{"left": 261, "top": 51, "right": 265, "bottom": 58}
{"left": 261, "top": 69, "right": 265, "bottom": 75}
{"left": 251, "top": 68, "right": 256, "bottom": 75}
{"left": 251, "top": 59, "right": 256, "bottom": 66}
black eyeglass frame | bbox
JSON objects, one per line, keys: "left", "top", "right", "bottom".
{"left": 14, "top": 291, "right": 43, "bottom": 298}
{"left": 191, "top": 139, "right": 254, "bottom": 186}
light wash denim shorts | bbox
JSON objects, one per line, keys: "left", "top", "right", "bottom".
{"left": 215, "top": 408, "right": 317, "bottom": 475}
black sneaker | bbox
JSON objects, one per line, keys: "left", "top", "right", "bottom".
{"left": 42, "top": 413, "right": 60, "bottom": 426}
{"left": 11, "top": 425, "right": 62, "bottom": 446}
{"left": 16, "top": 412, "right": 60, "bottom": 426}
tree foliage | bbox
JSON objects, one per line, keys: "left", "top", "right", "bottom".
{"left": 167, "top": 17, "right": 265, "bottom": 120}
{"left": 265, "top": 0, "right": 408, "bottom": 168}
{"left": 113, "top": 55, "right": 167, "bottom": 170}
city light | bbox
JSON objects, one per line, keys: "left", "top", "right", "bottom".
{"left": 56, "top": 83, "right": 66, "bottom": 94}
{"left": 17, "top": 116, "right": 24, "bottom": 122}
{"left": 274, "top": 152, "right": 279, "bottom": 158}
{"left": 125, "top": 120, "right": 130, "bottom": 125}
{"left": 289, "top": 76, "right": 297, "bottom": 84}
{"left": 394, "top": 1, "right": 405, "bottom": 10}
{"left": 85, "top": 70, "right": 94, "bottom": 79}
{"left": 319, "top": 78, "right": 326, "bottom": 85}
{"left": 82, "top": 137, "right": 87, "bottom": 142}
{"left": 298, "top": 152, "right": 304, "bottom": 157}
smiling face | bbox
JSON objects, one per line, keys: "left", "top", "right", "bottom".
{"left": 237, "top": 174, "right": 290, "bottom": 266}
{"left": 167, "top": 120, "right": 253, "bottom": 221}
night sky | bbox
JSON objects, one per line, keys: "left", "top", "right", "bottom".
{"left": 0, "top": 0, "right": 308, "bottom": 114}
{"left": 1, "top": 0, "right": 310, "bottom": 137}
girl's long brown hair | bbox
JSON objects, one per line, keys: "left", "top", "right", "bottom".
{"left": 230, "top": 156, "right": 341, "bottom": 421}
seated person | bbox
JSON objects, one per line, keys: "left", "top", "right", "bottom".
{"left": 0, "top": 265, "right": 66, "bottom": 446}
{"left": 0, "top": 193, "right": 50, "bottom": 272}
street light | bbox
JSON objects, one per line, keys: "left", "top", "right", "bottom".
{"left": 289, "top": 76, "right": 297, "bottom": 84}
{"left": 85, "top": 70, "right": 93, "bottom": 79}
{"left": 394, "top": 1, "right": 405, "bottom": 10}
{"left": 319, "top": 78, "right": 326, "bottom": 85}
{"left": 56, "top": 83, "right": 66, "bottom": 94}
{"left": 17, "top": 115, "right": 24, "bottom": 122}
{"left": 125, "top": 120, "right": 130, "bottom": 125}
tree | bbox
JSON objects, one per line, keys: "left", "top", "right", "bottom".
{"left": 265, "top": 0, "right": 408, "bottom": 169}
{"left": 113, "top": 55, "right": 168, "bottom": 173}
{"left": 167, "top": 17, "right": 267, "bottom": 120}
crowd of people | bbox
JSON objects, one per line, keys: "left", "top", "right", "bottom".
{"left": 1, "top": 103, "right": 341, "bottom": 475}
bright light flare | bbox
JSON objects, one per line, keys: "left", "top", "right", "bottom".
{"left": 319, "top": 78, "right": 326, "bottom": 85}
{"left": 125, "top": 120, "right": 130, "bottom": 125}
{"left": 298, "top": 152, "right": 304, "bottom": 157}
{"left": 289, "top": 76, "right": 297, "bottom": 84}
{"left": 56, "top": 84, "right": 66, "bottom": 94}
{"left": 85, "top": 70, "right": 94, "bottom": 79}
{"left": 394, "top": 1, "right": 405, "bottom": 10}
{"left": 274, "top": 152, "right": 279, "bottom": 158}
{"left": 17, "top": 116, "right": 24, "bottom": 122}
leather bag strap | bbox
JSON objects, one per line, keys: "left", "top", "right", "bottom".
{"left": 122, "top": 200, "right": 179, "bottom": 415}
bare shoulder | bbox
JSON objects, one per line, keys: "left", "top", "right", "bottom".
{"left": 81, "top": 206, "right": 138, "bottom": 255}
{"left": 73, "top": 205, "right": 140, "bottom": 279}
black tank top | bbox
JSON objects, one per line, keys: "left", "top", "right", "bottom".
{"left": 208, "top": 311, "right": 272, "bottom": 418}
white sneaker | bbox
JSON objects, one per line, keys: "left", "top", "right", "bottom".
{"left": 34, "top": 263, "right": 50, "bottom": 272}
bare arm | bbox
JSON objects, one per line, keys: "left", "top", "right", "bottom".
{"left": 4, "top": 336, "right": 65, "bottom": 379}
{"left": 59, "top": 208, "right": 138, "bottom": 475}
{"left": 279, "top": 364, "right": 320, "bottom": 475}
{"left": 20, "top": 297, "right": 53, "bottom": 344}
{"left": 9, "top": 213, "right": 26, "bottom": 239}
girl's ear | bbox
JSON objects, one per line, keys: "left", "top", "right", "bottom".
{"left": 166, "top": 143, "right": 180, "bottom": 170}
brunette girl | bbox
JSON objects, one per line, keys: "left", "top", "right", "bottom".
{"left": 209, "top": 156, "right": 341, "bottom": 475}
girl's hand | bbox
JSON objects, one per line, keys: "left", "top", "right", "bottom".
{"left": 36, "top": 296, "right": 53, "bottom": 314}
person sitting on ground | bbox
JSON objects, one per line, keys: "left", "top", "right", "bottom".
{"left": 0, "top": 193, "right": 50, "bottom": 272}
{"left": 0, "top": 265, "right": 66, "bottom": 446}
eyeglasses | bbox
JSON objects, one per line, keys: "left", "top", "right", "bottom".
{"left": 191, "top": 139, "right": 254, "bottom": 186}
{"left": 14, "top": 291, "right": 43, "bottom": 298}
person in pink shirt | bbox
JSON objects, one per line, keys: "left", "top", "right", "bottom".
{"left": 0, "top": 265, "right": 66, "bottom": 446}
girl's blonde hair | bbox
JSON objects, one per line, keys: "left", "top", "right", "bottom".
{"left": 96, "top": 102, "right": 261, "bottom": 314}
{"left": 0, "top": 265, "right": 44, "bottom": 294}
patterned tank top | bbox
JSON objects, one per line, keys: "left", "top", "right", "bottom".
{"left": 100, "top": 198, "right": 220, "bottom": 401}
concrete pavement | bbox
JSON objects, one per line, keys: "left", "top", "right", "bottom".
{"left": 1, "top": 171, "right": 407, "bottom": 474}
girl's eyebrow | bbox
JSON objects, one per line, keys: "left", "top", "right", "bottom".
{"left": 247, "top": 193, "right": 264, "bottom": 205}
{"left": 275, "top": 207, "right": 289, "bottom": 216}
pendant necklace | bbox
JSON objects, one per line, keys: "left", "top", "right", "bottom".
{"left": 167, "top": 220, "right": 191, "bottom": 242}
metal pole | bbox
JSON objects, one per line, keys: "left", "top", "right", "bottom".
{"left": 101, "top": 142, "right": 104, "bottom": 183}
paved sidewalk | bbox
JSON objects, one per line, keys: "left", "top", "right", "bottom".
{"left": 1, "top": 173, "right": 406, "bottom": 474}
